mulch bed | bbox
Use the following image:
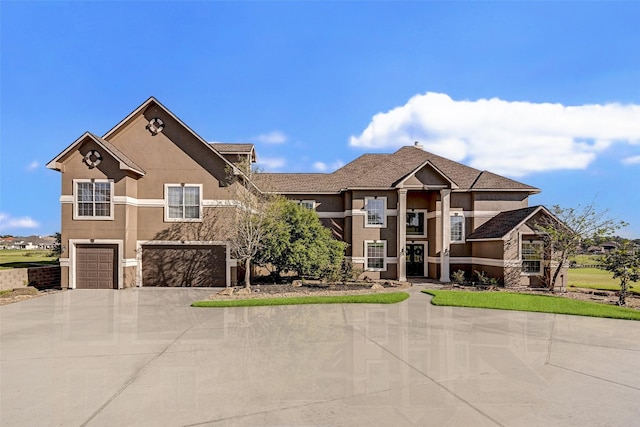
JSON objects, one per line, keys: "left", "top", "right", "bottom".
{"left": 209, "top": 279, "right": 410, "bottom": 300}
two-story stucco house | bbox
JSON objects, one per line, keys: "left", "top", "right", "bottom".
{"left": 47, "top": 97, "right": 566, "bottom": 289}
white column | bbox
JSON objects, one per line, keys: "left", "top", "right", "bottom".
{"left": 397, "top": 189, "right": 407, "bottom": 281}
{"left": 440, "top": 189, "right": 451, "bottom": 282}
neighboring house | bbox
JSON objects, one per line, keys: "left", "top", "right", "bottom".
{"left": 0, "top": 237, "right": 17, "bottom": 249}
{"left": 20, "top": 235, "right": 56, "bottom": 250}
{"left": 15, "top": 241, "right": 38, "bottom": 250}
{"left": 0, "top": 236, "right": 55, "bottom": 250}
{"left": 587, "top": 245, "right": 606, "bottom": 255}
{"left": 600, "top": 241, "right": 620, "bottom": 252}
{"left": 47, "top": 97, "right": 565, "bottom": 289}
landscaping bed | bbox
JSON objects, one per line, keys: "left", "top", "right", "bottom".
{"left": 0, "top": 287, "right": 64, "bottom": 306}
{"left": 207, "top": 279, "right": 410, "bottom": 300}
{"left": 562, "top": 286, "right": 640, "bottom": 309}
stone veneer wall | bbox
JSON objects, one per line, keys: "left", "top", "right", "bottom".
{"left": 0, "top": 266, "right": 61, "bottom": 291}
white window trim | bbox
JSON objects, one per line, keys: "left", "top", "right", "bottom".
{"left": 406, "top": 209, "right": 428, "bottom": 237}
{"left": 73, "top": 179, "right": 114, "bottom": 220}
{"left": 164, "top": 183, "right": 203, "bottom": 222}
{"left": 364, "top": 197, "right": 387, "bottom": 228}
{"left": 364, "top": 240, "right": 387, "bottom": 272}
{"left": 521, "top": 240, "right": 543, "bottom": 276}
{"left": 450, "top": 212, "right": 465, "bottom": 243}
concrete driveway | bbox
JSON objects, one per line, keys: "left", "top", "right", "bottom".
{"left": 1, "top": 285, "right": 639, "bottom": 426}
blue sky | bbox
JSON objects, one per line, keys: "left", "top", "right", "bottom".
{"left": 1, "top": 1, "right": 639, "bottom": 237}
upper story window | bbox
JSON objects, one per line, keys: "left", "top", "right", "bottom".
{"left": 298, "top": 200, "right": 315, "bottom": 210}
{"left": 450, "top": 214, "right": 464, "bottom": 243}
{"left": 365, "top": 240, "right": 386, "bottom": 271}
{"left": 406, "top": 211, "right": 426, "bottom": 236}
{"left": 522, "top": 241, "right": 543, "bottom": 275}
{"left": 165, "top": 184, "right": 202, "bottom": 221}
{"left": 365, "top": 197, "right": 386, "bottom": 227}
{"left": 74, "top": 179, "right": 113, "bottom": 220}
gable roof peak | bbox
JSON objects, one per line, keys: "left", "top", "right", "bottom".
{"left": 466, "top": 205, "right": 555, "bottom": 241}
{"left": 46, "top": 131, "right": 146, "bottom": 176}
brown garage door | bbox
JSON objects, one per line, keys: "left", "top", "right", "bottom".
{"left": 76, "top": 245, "right": 117, "bottom": 289}
{"left": 142, "top": 245, "right": 226, "bottom": 287}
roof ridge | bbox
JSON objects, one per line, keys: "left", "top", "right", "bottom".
{"left": 469, "top": 170, "right": 484, "bottom": 189}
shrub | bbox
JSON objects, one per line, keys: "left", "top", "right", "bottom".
{"left": 451, "top": 270, "right": 466, "bottom": 284}
{"left": 474, "top": 270, "right": 489, "bottom": 286}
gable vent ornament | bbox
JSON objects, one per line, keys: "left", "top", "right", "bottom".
{"left": 146, "top": 117, "right": 165, "bottom": 136}
{"left": 83, "top": 150, "right": 102, "bottom": 168}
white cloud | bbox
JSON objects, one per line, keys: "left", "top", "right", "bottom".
{"left": 256, "top": 157, "right": 286, "bottom": 171}
{"left": 26, "top": 160, "right": 39, "bottom": 172}
{"left": 255, "top": 131, "right": 287, "bottom": 144}
{"left": 349, "top": 92, "right": 640, "bottom": 176}
{"left": 313, "top": 161, "right": 328, "bottom": 171}
{"left": 313, "top": 160, "right": 344, "bottom": 172}
{"left": 622, "top": 155, "right": 640, "bottom": 165}
{"left": 0, "top": 213, "right": 40, "bottom": 231}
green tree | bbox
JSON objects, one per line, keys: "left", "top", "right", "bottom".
{"left": 51, "top": 232, "right": 62, "bottom": 257}
{"left": 600, "top": 242, "right": 640, "bottom": 306}
{"left": 257, "top": 198, "right": 346, "bottom": 279}
{"left": 535, "top": 203, "right": 626, "bottom": 292}
{"left": 226, "top": 159, "right": 274, "bottom": 289}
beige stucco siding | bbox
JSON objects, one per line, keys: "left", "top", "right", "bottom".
{"left": 472, "top": 241, "right": 505, "bottom": 260}
{"left": 351, "top": 190, "right": 398, "bottom": 210}
{"left": 414, "top": 165, "right": 451, "bottom": 186}
{"left": 406, "top": 191, "right": 434, "bottom": 210}
{"left": 136, "top": 207, "right": 236, "bottom": 242}
{"left": 472, "top": 192, "right": 529, "bottom": 212}
{"left": 107, "top": 113, "right": 231, "bottom": 200}
{"left": 451, "top": 193, "right": 472, "bottom": 211}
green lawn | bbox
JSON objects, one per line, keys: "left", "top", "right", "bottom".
{"left": 568, "top": 268, "right": 640, "bottom": 295}
{"left": 423, "top": 290, "right": 640, "bottom": 321}
{"left": 193, "top": 292, "right": 410, "bottom": 307}
{"left": 569, "top": 254, "right": 602, "bottom": 266}
{"left": 0, "top": 250, "right": 58, "bottom": 269}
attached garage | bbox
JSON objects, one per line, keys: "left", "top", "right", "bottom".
{"left": 141, "top": 245, "right": 227, "bottom": 287}
{"left": 76, "top": 245, "right": 118, "bottom": 289}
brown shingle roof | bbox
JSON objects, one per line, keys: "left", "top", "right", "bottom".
{"left": 210, "top": 143, "right": 255, "bottom": 154}
{"left": 470, "top": 171, "right": 533, "bottom": 190}
{"left": 89, "top": 133, "right": 146, "bottom": 175}
{"left": 257, "top": 146, "right": 539, "bottom": 193}
{"left": 467, "top": 206, "right": 542, "bottom": 240}
{"left": 255, "top": 173, "right": 342, "bottom": 193}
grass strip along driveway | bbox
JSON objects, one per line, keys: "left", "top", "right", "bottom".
{"left": 193, "top": 292, "right": 409, "bottom": 307}
{"left": 423, "top": 290, "right": 640, "bottom": 321}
